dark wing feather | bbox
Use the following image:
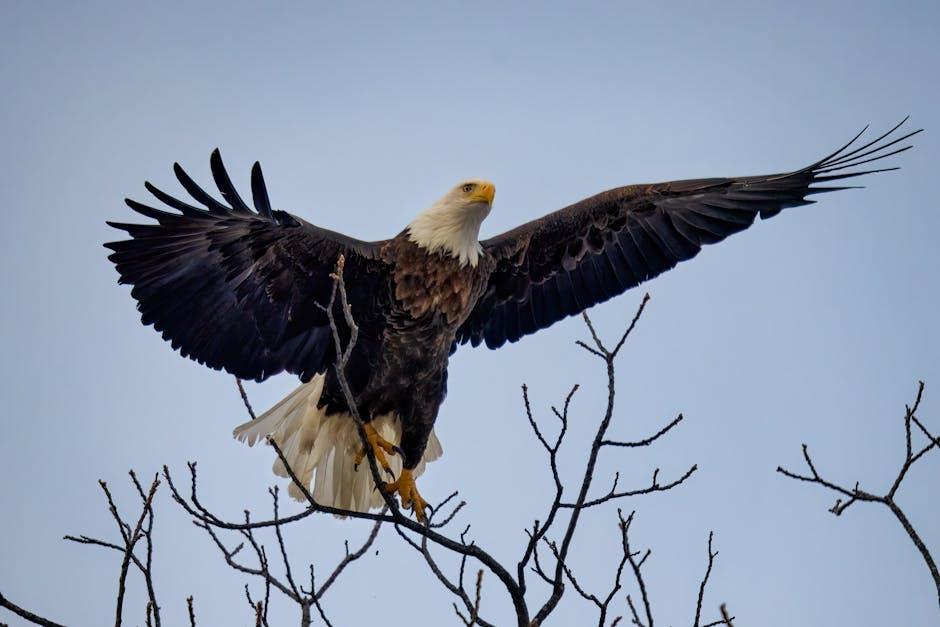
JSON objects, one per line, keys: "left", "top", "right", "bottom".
{"left": 458, "top": 120, "right": 921, "bottom": 349}
{"left": 105, "top": 150, "right": 388, "bottom": 381}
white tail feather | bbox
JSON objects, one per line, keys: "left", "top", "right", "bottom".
{"left": 233, "top": 374, "right": 443, "bottom": 512}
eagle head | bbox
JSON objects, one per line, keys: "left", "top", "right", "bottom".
{"left": 454, "top": 179, "right": 496, "bottom": 206}
{"left": 407, "top": 179, "right": 496, "bottom": 267}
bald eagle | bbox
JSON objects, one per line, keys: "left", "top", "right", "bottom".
{"left": 106, "top": 121, "right": 919, "bottom": 520}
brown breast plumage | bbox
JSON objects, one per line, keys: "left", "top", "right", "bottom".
{"left": 381, "top": 237, "right": 490, "bottom": 325}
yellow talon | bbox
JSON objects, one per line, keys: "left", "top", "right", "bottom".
{"left": 384, "top": 468, "right": 428, "bottom": 522}
{"left": 353, "top": 423, "right": 399, "bottom": 475}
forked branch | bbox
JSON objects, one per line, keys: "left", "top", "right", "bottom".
{"left": 778, "top": 380, "right": 939, "bottom": 612}
{"left": 3, "top": 267, "right": 728, "bottom": 626}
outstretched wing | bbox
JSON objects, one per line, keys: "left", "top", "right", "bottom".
{"left": 457, "top": 120, "right": 921, "bottom": 349}
{"left": 106, "top": 150, "right": 388, "bottom": 382}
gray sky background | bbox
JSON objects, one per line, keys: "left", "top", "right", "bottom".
{"left": 1, "top": 2, "right": 938, "bottom": 626}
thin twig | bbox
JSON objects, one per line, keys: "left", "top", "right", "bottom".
{"left": 533, "top": 298, "right": 658, "bottom": 624}
{"left": 236, "top": 378, "right": 258, "bottom": 421}
{"left": 63, "top": 473, "right": 161, "bottom": 627}
{"left": 0, "top": 593, "right": 67, "bottom": 627}
{"left": 693, "top": 533, "right": 718, "bottom": 627}
{"left": 315, "top": 516, "right": 384, "bottom": 599}
{"left": 778, "top": 381, "right": 939, "bottom": 611}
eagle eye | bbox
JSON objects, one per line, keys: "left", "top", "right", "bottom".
{"left": 462, "top": 183, "right": 474, "bottom": 193}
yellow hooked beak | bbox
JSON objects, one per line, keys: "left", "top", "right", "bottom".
{"left": 470, "top": 183, "right": 495, "bottom": 205}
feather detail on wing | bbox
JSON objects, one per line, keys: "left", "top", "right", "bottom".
{"left": 457, "top": 119, "right": 922, "bottom": 348}
{"left": 105, "top": 150, "right": 389, "bottom": 381}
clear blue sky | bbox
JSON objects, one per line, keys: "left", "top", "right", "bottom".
{"left": 1, "top": 2, "right": 938, "bottom": 625}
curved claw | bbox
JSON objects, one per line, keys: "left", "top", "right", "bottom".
{"left": 353, "top": 423, "right": 399, "bottom": 476}
{"left": 384, "top": 468, "right": 428, "bottom": 522}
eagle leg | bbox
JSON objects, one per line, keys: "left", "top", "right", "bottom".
{"left": 353, "top": 422, "right": 399, "bottom": 477}
{"left": 384, "top": 468, "right": 428, "bottom": 522}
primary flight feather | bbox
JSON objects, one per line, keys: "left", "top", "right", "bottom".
{"left": 106, "top": 120, "right": 921, "bottom": 520}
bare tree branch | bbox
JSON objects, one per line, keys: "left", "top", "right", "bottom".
{"left": 531, "top": 294, "right": 699, "bottom": 626}
{"left": 778, "top": 380, "right": 939, "bottom": 611}
{"left": 719, "top": 604, "right": 736, "bottom": 627}
{"left": 693, "top": 533, "right": 718, "bottom": 627}
{"left": 314, "top": 518, "right": 383, "bottom": 599}
{"left": 603, "top": 413, "right": 685, "bottom": 448}
{"left": 622, "top": 510, "right": 654, "bottom": 627}
{"left": 237, "top": 378, "right": 258, "bottom": 421}
{"left": 0, "top": 593, "right": 67, "bottom": 627}
{"left": 3, "top": 283, "right": 728, "bottom": 626}
{"left": 60, "top": 472, "right": 162, "bottom": 627}
{"left": 193, "top": 482, "right": 384, "bottom": 626}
